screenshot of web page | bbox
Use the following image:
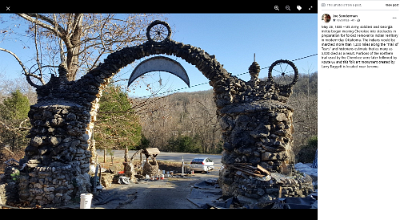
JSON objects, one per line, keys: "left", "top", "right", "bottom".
{"left": 0, "top": 2, "right": 398, "bottom": 217}
{"left": 318, "top": 1, "right": 399, "bottom": 219}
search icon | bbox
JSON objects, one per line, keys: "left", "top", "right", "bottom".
{"left": 285, "top": 5, "right": 291, "bottom": 10}
{"left": 274, "top": 5, "right": 279, "bottom": 11}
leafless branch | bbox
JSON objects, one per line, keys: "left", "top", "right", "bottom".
{"left": 53, "top": 14, "right": 65, "bottom": 64}
{"left": 33, "top": 15, "right": 43, "bottom": 78}
{"left": 0, "top": 47, "right": 45, "bottom": 86}
{"left": 0, "top": 118, "right": 30, "bottom": 132}
{"left": 17, "top": 13, "right": 66, "bottom": 38}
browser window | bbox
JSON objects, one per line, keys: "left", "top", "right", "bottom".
{"left": 0, "top": 1, "right": 398, "bottom": 215}
{"left": 318, "top": 1, "right": 399, "bottom": 219}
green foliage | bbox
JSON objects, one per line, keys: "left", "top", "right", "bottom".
{"left": 95, "top": 84, "right": 142, "bottom": 150}
{"left": 307, "top": 136, "right": 318, "bottom": 148}
{"left": 0, "top": 89, "right": 30, "bottom": 121}
{"left": 0, "top": 89, "right": 31, "bottom": 151}
{"left": 10, "top": 169, "right": 20, "bottom": 182}
{"left": 137, "top": 134, "right": 150, "bottom": 150}
{"left": 214, "top": 140, "right": 224, "bottom": 154}
{"left": 166, "top": 135, "right": 203, "bottom": 153}
{"left": 296, "top": 136, "right": 318, "bottom": 163}
{"left": 106, "top": 148, "right": 114, "bottom": 157}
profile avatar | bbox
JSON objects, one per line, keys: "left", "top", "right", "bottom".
{"left": 322, "top": 14, "right": 331, "bottom": 23}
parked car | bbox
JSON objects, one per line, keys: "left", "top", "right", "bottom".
{"left": 190, "top": 157, "right": 214, "bottom": 172}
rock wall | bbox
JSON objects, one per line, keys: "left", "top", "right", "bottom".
{"left": 18, "top": 166, "right": 91, "bottom": 206}
{"left": 220, "top": 172, "right": 314, "bottom": 204}
{"left": 217, "top": 100, "right": 314, "bottom": 200}
{"left": 219, "top": 100, "right": 296, "bottom": 173}
{"left": 216, "top": 62, "right": 314, "bottom": 201}
{"left": 18, "top": 101, "right": 94, "bottom": 206}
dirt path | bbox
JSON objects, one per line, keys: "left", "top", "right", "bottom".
{"left": 121, "top": 178, "right": 198, "bottom": 209}
{"left": 91, "top": 171, "right": 219, "bottom": 209}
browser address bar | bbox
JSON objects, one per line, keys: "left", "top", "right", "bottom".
{"left": 320, "top": 1, "right": 399, "bottom": 11}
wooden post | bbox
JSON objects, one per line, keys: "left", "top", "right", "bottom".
{"left": 181, "top": 156, "right": 184, "bottom": 175}
{"left": 124, "top": 147, "right": 128, "bottom": 163}
{"left": 103, "top": 149, "right": 106, "bottom": 163}
{"left": 93, "top": 164, "right": 99, "bottom": 193}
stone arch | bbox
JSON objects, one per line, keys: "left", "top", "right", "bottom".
{"left": 19, "top": 21, "right": 313, "bottom": 207}
{"left": 19, "top": 26, "right": 237, "bottom": 206}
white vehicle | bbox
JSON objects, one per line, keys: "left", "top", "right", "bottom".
{"left": 190, "top": 157, "right": 214, "bottom": 172}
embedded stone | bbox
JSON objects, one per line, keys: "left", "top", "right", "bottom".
{"left": 262, "top": 152, "right": 278, "bottom": 161}
{"left": 43, "top": 110, "right": 53, "bottom": 118}
{"left": 274, "top": 130, "right": 287, "bottom": 136}
{"left": 69, "top": 139, "right": 81, "bottom": 148}
{"left": 66, "top": 113, "right": 77, "bottom": 121}
{"left": 67, "top": 127, "right": 81, "bottom": 136}
{"left": 79, "top": 134, "right": 89, "bottom": 142}
{"left": 61, "top": 109, "right": 69, "bottom": 114}
{"left": 250, "top": 132, "right": 269, "bottom": 139}
{"left": 75, "top": 148, "right": 85, "bottom": 155}
{"left": 49, "top": 137, "right": 61, "bottom": 146}
{"left": 25, "top": 145, "right": 38, "bottom": 153}
{"left": 53, "top": 117, "right": 64, "bottom": 126}
{"left": 275, "top": 113, "right": 287, "bottom": 122}
{"left": 234, "top": 147, "right": 253, "bottom": 156}
{"left": 80, "top": 143, "right": 89, "bottom": 149}
{"left": 31, "top": 136, "right": 43, "bottom": 147}
{"left": 44, "top": 187, "right": 55, "bottom": 192}
{"left": 33, "top": 113, "right": 42, "bottom": 120}
{"left": 38, "top": 147, "right": 49, "bottom": 155}
{"left": 276, "top": 122, "right": 285, "bottom": 129}
{"left": 257, "top": 188, "right": 265, "bottom": 196}
{"left": 63, "top": 137, "right": 72, "bottom": 143}
{"left": 28, "top": 159, "right": 41, "bottom": 164}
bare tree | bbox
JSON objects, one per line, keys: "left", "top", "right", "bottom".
{"left": 137, "top": 90, "right": 223, "bottom": 153}
{"left": 289, "top": 72, "right": 318, "bottom": 156}
{"left": 0, "top": 13, "right": 165, "bottom": 84}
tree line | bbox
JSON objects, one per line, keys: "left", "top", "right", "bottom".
{"left": 135, "top": 71, "right": 318, "bottom": 155}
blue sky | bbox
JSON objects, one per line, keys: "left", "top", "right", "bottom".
{"left": 0, "top": 13, "right": 317, "bottom": 98}
{"left": 131, "top": 13, "right": 317, "bottom": 98}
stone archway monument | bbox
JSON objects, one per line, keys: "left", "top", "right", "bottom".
{"left": 18, "top": 20, "right": 314, "bottom": 207}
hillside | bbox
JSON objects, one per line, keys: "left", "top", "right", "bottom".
{"left": 132, "top": 72, "right": 317, "bottom": 156}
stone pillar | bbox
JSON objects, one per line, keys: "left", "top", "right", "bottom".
{"left": 219, "top": 101, "right": 295, "bottom": 173}
{"left": 217, "top": 61, "right": 314, "bottom": 204}
{"left": 19, "top": 101, "right": 93, "bottom": 206}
